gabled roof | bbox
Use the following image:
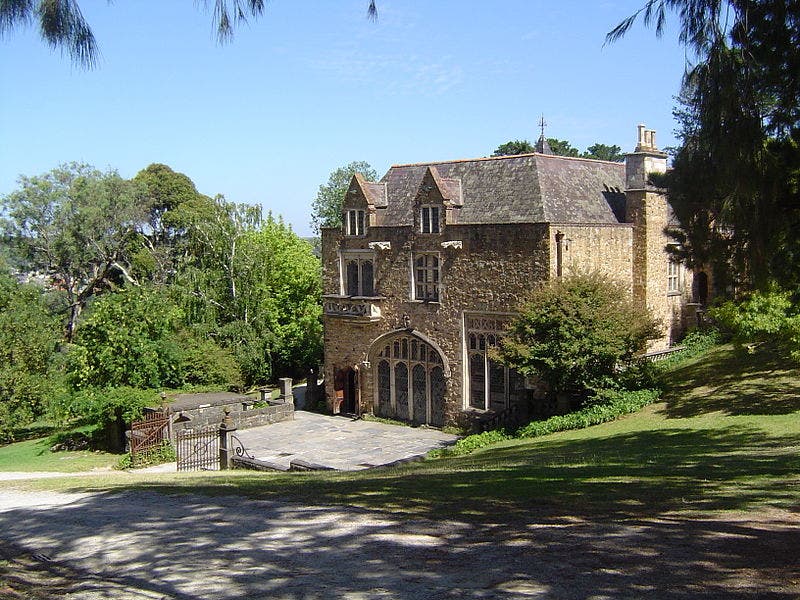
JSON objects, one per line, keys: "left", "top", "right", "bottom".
{"left": 377, "top": 153, "right": 626, "bottom": 226}
{"left": 347, "top": 173, "right": 387, "bottom": 208}
{"left": 417, "top": 166, "right": 463, "bottom": 207}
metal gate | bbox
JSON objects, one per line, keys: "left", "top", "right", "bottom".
{"left": 130, "top": 411, "right": 170, "bottom": 467}
{"left": 176, "top": 427, "right": 220, "bottom": 471}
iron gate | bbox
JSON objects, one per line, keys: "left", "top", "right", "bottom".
{"left": 176, "top": 427, "right": 220, "bottom": 471}
{"left": 130, "top": 411, "right": 170, "bottom": 467}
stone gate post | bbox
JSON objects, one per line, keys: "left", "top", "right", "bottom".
{"left": 218, "top": 408, "right": 237, "bottom": 470}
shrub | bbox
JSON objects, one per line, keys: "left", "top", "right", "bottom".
{"left": 116, "top": 440, "right": 176, "bottom": 469}
{"left": 57, "top": 386, "right": 159, "bottom": 430}
{"left": 434, "top": 388, "right": 661, "bottom": 458}
{"left": 495, "top": 272, "right": 662, "bottom": 394}
{"left": 710, "top": 289, "right": 800, "bottom": 358}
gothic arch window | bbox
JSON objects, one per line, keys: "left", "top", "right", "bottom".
{"left": 373, "top": 333, "right": 446, "bottom": 427}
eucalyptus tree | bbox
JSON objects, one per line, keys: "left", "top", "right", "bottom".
{"left": 1, "top": 163, "right": 148, "bottom": 340}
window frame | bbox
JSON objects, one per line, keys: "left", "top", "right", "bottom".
{"left": 340, "top": 251, "right": 375, "bottom": 297}
{"left": 412, "top": 252, "right": 440, "bottom": 302}
{"left": 419, "top": 205, "right": 441, "bottom": 234}
{"left": 667, "top": 260, "right": 682, "bottom": 295}
{"left": 344, "top": 209, "right": 366, "bottom": 236}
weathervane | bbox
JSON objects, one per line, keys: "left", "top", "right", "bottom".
{"left": 539, "top": 114, "right": 547, "bottom": 139}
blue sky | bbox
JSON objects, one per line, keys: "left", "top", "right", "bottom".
{"left": 0, "top": 1, "right": 689, "bottom": 237}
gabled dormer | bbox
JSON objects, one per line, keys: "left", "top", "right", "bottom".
{"left": 342, "top": 173, "right": 387, "bottom": 236}
{"left": 413, "top": 166, "right": 463, "bottom": 234}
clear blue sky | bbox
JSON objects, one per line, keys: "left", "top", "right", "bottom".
{"left": 0, "top": 1, "right": 688, "bottom": 237}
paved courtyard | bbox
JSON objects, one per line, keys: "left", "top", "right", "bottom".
{"left": 234, "top": 410, "right": 458, "bottom": 470}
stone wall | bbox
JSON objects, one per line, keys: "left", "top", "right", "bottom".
{"left": 169, "top": 401, "right": 293, "bottom": 437}
{"left": 547, "top": 223, "right": 633, "bottom": 286}
{"left": 323, "top": 219, "right": 645, "bottom": 425}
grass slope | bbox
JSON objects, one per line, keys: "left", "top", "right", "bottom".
{"left": 12, "top": 343, "right": 800, "bottom": 521}
{"left": 0, "top": 437, "right": 117, "bottom": 472}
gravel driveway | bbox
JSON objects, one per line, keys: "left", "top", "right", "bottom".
{"left": 0, "top": 487, "right": 797, "bottom": 599}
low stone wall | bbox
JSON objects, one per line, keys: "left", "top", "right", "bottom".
{"left": 235, "top": 401, "right": 294, "bottom": 429}
{"left": 170, "top": 401, "right": 293, "bottom": 437}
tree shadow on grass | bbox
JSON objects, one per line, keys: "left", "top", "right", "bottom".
{"left": 660, "top": 345, "right": 800, "bottom": 418}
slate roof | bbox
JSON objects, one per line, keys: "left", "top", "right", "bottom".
{"left": 376, "top": 153, "right": 627, "bottom": 226}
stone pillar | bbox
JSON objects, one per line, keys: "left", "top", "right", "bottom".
{"left": 218, "top": 408, "right": 237, "bottom": 470}
{"left": 278, "top": 377, "right": 294, "bottom": 404}
{"left": 259, "top": 386, "right": 271, "bottom": 403}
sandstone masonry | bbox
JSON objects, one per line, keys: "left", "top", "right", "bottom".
{"left": 321, "top": 126, "right": 708, "bottom": 427}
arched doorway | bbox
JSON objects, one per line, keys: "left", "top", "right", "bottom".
{"left": 372, "top": 334, "right": 446, "bottom": 427}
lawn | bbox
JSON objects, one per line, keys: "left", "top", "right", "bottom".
{"left": 0, "top": 437, "right": 117, "bottom": 473}
{"left": 9, "top": 343, "right": 800, "bottom": 521}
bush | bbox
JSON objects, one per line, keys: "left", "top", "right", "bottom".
{"left": 55, "top": 386, "right": 159, "bottom": 430}
{"left": 709, "top": 289, "right": 800, "bottom": 358}
{"left": 176, "top": 331, "right": 242, "bottom": 390}
{"left": 434, "top": 388, "right": 661, "bottom": 458}
{"left": 495, "top": 272, "right": 662, "bottom": 394}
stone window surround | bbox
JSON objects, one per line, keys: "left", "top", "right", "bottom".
{"left": 419, "top": 204, "right": 441, "bottom": 234}
{"left": 667, "top": 260, "right": 682, "bottom": 295}
{"left": 344, "top": 209, "right": 366, "bottom": 236}
{"left": 462, "top": 312, "right": 524, "bottom": 412}
{"left": 373, "top": 333, "right": 445, "bottom": 426}
{"left": 339, "top": 249, "right": 376, "bottom": 297}
{"left": 411, "top": 251, "right": 440, "bottom": 302}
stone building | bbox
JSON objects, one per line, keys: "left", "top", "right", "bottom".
{"left": 321, "top": 125, "right": 706, "bottom": 427}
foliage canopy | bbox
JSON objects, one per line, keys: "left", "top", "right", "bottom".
{"left": 310, "top": 161, "right": 377, "bottom": 235}
{"left": 495, "top": 273, "right": 662, "bottom": 394}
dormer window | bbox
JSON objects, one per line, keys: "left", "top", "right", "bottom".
{"left": 345, "top": 209, "right": 365, "bottom": 236}
{"left": 420, "top": 205, "right": 440, "bottom": 234}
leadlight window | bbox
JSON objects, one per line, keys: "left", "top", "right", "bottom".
{"left": 344, "top": 209, "right": 365, "bottom": 236}
{"left": 343, "top": 255, "right": 374, "bottom": 296}
{"left": 466, "top": 317, "right": 526, "bottom": 411}
{"left": 414, "top": 253, "right": 440, "bottom": 301}
{"left": 667, "top": 261, "right": 681, "bottom": 294}
{"left": 420, "top": 205, "right": 440, "bottom": 234}
{"left": 374, "top": 335, "right": 445, "bottom": 427}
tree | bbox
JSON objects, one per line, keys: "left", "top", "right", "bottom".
{"left": 0, "top": 272, "right": 63, "bottom": 442}
{"left": 583, "top": 143, "right": 624, "bottom": 162}
{"left": 132, "top": 163, "right": 213, "bottom": 285}
{"left": 1, "top": 163, "right": 148, "bottom": 340}
{"left": 310, "top": 161, "right": 377, "bottom": 235}
{"left": 493, "top": 138, "right": 623, "bottom": 161}
{"left": 547, "top": 138, "right": 581, "bottom": 157}
{"left": 492, "top": 140, "right": 535, "bottom": 156}
{"left": 609, "top": 0, "right": 800, "bottom": 292}
{"left": 67, "top": 287, "right": 184, "bottom": 390}
{"left": 495, "top": 273, "right": 661, "bottom": 395}
{"left": 1, "top": 1, "right": 379, "bottom": 68}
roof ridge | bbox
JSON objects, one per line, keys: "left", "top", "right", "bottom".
{"left": 391, "top": 152, "right": 624, "bottom": 169}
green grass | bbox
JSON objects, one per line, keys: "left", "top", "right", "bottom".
{"left": 0, "top": 437, "right": 117, "bottom": 472}
{"left": 9, "top": 343, "right": 800, "bottom": 521}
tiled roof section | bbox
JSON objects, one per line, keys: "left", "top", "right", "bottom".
{"left": 425, "top": 166, "right": 464, "bottom": 206}
{"left": 378, "top": 153, "right": 626, "bottom": 226}
{"left": 351, "top": 173, "right": 387, "bottom": 208}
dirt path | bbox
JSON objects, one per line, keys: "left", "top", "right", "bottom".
{"left": 0, "top": 488, "right": 797, "bottom": 599}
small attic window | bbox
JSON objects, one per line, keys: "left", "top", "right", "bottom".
{"left": 345, "top": 209, "right": 365, "bottom": 236}
{"left": 420, "top": 205, "right": 440, "bottom": 234}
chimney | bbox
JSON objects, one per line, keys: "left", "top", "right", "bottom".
{"left": 626, "top": 124, "right": 667, "bottom": 190}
